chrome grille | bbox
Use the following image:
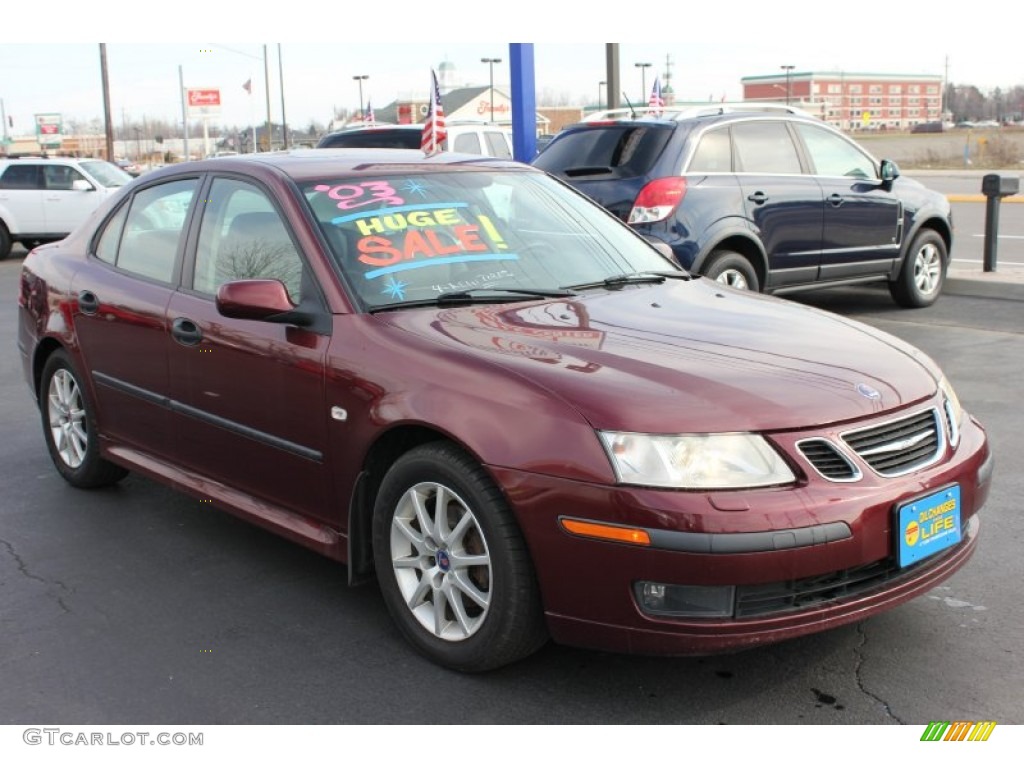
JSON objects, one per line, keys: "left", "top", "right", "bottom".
{"left": 842, "top": 408, "right": 942, "bottom": 477}
{"left": 797, "top": 439, "right": 860, "bottom": 481}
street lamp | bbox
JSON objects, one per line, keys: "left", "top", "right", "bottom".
{"left": 352, "top": 75, "right": 368, "bottom": 120}
{"left": 635, "top": 62, "right": 652, "bottom": 104}
{"left": 780, "top": 65, "right": 795, "bottom": 105}
{"left": 598, "top": 80, "right": 606, "bottom": 112}
{"left": 481, "top": 57, "right": 502, "bottom": 123}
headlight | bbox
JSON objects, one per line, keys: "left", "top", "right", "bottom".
{"left": 938, "top": 376, "right": 963, "bottom": 446}
{"left": 598, "top": 431, "right": 796, "bottom": 489}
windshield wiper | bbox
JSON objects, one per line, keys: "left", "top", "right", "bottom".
{"left": 564, "top": 271, "right": 689, "bottom": 291}
{"left": 369, "top": 287, "right": 578, "bottom": 313}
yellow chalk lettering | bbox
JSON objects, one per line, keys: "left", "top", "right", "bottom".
{"left": 434, "top": 209, "right": 459, "bottom": 226}
{"left": 356, "top": 217, "right": 384, "bottom": 236}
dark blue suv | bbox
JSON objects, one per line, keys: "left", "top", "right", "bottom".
{"left": 532, "top": 105, "right": 953, "bottom": 307}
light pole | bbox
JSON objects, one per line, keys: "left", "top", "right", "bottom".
{"left": 481, "top": 57, "right": 501, "bottom": 123}
{"left": 598, "top": 80, "right": 606, "bottom": 112}
{"left": 780, "top": 65, "right": 795, "bottom": 105}
{"left": 635, "top": 62, "right": 652, "bottom": 104}
{"left": 353, "top": 75, "right": 368, "bottom": 121}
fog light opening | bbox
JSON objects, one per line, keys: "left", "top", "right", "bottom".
{"left": 635, "top": 581, "right": 736, "bottom": 618}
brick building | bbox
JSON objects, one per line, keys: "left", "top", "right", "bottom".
{"left": 742, "top": 71, "right": 944, "bottom": 131}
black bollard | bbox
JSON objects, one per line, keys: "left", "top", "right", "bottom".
{"left": 981, "top": 174, "right": 1020, "bottom": 273}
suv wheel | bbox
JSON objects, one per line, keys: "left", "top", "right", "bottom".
{"left": 890, "top": 230, "right": 946, "bottom": 308}
{"left": 0, "top": 222, "right": 12, "bottom": 260}
{"left": 704, "top": 250, "right": 760, "bottom": 292}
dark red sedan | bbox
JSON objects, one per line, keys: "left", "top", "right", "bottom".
{"left": 17, "top": 150, "right": 992, "bottom": 671}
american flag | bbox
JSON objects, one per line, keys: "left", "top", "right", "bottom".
{"left": 421, "top": 69, "right": 447, "bottom": 156}
{"left": 366, "top": 99, "right": 375, "bottom": 125}
{"left": 648, "top": 76, "right": 665, "bottom": 116}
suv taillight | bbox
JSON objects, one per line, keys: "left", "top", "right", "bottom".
{"left": 628, "top": 177, "right": 687, "bottom": 224}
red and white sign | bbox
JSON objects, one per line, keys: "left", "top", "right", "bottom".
{"left": 186, "top": 88, "right": 222, "bottom": 117}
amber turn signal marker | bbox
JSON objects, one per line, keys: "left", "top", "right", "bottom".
{"left": 560, "top": 518, "right": 651, "bottom": 546}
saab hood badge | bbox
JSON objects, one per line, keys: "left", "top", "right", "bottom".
{"left": 856, "top": 383, "right": 881, "bottom": 401}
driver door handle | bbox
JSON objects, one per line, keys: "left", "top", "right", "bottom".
{"left": 747, "top": 191, "right": 768, "bottom": 205}
{"left": 171, "top": 317, "right": 203, "bottom": 346}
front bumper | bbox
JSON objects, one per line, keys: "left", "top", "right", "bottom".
{"left": 491, "top": 413, "right": 990, "bottom": 656}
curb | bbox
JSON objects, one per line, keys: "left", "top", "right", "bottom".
{"left": 944, "top": 273, "right": 1024, "bottom": 301}
{"left": 947, "top": 194, "right": 1024, "bottom": 203}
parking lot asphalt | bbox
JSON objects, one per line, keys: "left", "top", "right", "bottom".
{"left": 1, "top": 252, "right": 1022, "bottom": 729}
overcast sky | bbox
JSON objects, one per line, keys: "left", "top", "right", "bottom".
{"left": 2, "top": 2, "right": 1021, "bottom": 132}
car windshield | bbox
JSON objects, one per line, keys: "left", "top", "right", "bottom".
{"left": 301, "top": 169, "right": 681, "bottom": 309}
{"left": 80, "top": 160, "right": 134, "bottom": 187}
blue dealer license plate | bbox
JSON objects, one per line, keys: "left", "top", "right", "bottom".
{"left": 897, "top": 485, "right": 961, "bottom": 567}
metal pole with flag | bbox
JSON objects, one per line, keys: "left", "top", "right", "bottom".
{"left": 648, "top": 76, "right": 665, "bottom": 117}
{"left": 243, "top": 78, "right": 256, "bottom": 153}
{"left": 421, "top": 69, "right": 447, "bottom": 157}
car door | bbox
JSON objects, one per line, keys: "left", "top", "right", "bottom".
{"left": 793, "top": 122, "right": 902, "bottom": 281}
{"left": 165, "top": 175, "right": 332, "bottom": 522}
{"left": 0, "top": 163, "right": 47, "bottom": 234}
{"left": 70, "top": 176, "right": 200, "bottom": 456}
{"left": 732, "top": 120, "right": 823, "bottom": 288}
{"left": 41, "top": 163, "right": 101, "bottom": 235}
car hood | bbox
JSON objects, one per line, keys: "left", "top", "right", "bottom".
{"left": 378, "top": 279, "right": 939, "bottom": 433}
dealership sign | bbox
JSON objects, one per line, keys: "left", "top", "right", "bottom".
{"left": 186, "top": 88, "right": 222, "bottom": 118}
{"left": 35, "top": 113, "right": 63, "bottom": 147}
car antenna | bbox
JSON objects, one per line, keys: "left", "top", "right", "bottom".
{"left": 622, "top": 93, "right": 637, "bottom": 119}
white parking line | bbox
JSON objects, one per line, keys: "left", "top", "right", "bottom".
{"left": 971, "top": 234, "right": 1024, "bottom": 239}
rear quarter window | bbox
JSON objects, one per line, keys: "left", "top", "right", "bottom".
{"left": 533, "top": 125, "right": 673, "bottom": 179}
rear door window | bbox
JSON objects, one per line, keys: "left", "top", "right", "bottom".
{"left": 483, "top": 132, "right": 512, "bottom": 158}
{"left": 453, "top": 133, "right": 482, "bottom": 154}
{"left": 732, "top": 121, "right": 803, "bottom": 175}
{"left": 0, "top": 164, "right": 43, "bottom": 189}
{"left": 688, "top": 128, "right": 733, "bottom": 172}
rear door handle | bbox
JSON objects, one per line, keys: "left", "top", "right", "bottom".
{"left": 827, "top": 193, "right": 844, "bottom": 207}
{"left": 171, "top": 317, "right": 203, "bottom": 346}
{"left": 747, "top": 191, "right": 768, "bottom": 205}
{"left": 78, "top": 290, "right": 100, "bottom": 315}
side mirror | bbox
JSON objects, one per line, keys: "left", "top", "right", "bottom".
{"left": 72, "top": 179, "right": 95, "bottom": 191}
{"left": 880, "top": 159, "right": 901, "bottom": 183}
{"left": 216, "top": 279, "right": 299, "bottom": 323}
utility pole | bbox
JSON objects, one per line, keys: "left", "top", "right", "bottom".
{"left": 179, "top": 65, "right": 189, "bottom": 160}
{"left": 263, "top": 44, "right": 273, "bottom": 151}
{"left": 278, "top": 44, "right": 288, "bottom": 149}
{"left": 606, "top": 44, "right": 620, "bottom": 111}
{"left": 99, "top": 45, "right": 115, "bottom": 161}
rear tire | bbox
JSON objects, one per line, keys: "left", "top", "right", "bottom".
{"left": 39, "top": 349, "right": 128, "bottom": 489}
{"left": 371, "top": 441, "right": 547, "bottom": 672}
{"left": 0, "top": 222, "right": 12, "bottom": 260}
{"left": 703, "top": 250, "right": 760, "bottom": 291}
{"left": 890, "top": 230, "right": 947, "bottom": 308}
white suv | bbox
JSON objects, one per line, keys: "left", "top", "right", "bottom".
{"left": 0, "top": 157, "right": 134, "bottom": 259}
{"left": 316, "top": 122, "right": 515, "bottom": 157}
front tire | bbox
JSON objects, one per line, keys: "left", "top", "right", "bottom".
{"left": 39, "top": 350, "right": 128, "bottom": 488}
{"left": 890, "top": 229, "right": 947, "bottom": 308}
{"left": 703, "top": 250, "right": 760, "bottom": 291}
{"left": 371, "top": 442, "right": 546, "bottom": 672}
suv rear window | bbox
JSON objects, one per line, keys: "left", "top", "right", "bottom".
{"left": 533, "top": 125, "right": 673, "bottom": 179}
{"left": 318, "top": 129, "right": 420, "bottom": 150}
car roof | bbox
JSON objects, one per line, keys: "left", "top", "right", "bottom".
{"left": 140, "top": 148, "right": 528, "bottom": 184}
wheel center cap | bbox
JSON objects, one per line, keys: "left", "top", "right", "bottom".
{"left": 436, "top": 550, "right": 451, "bottom": 572}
